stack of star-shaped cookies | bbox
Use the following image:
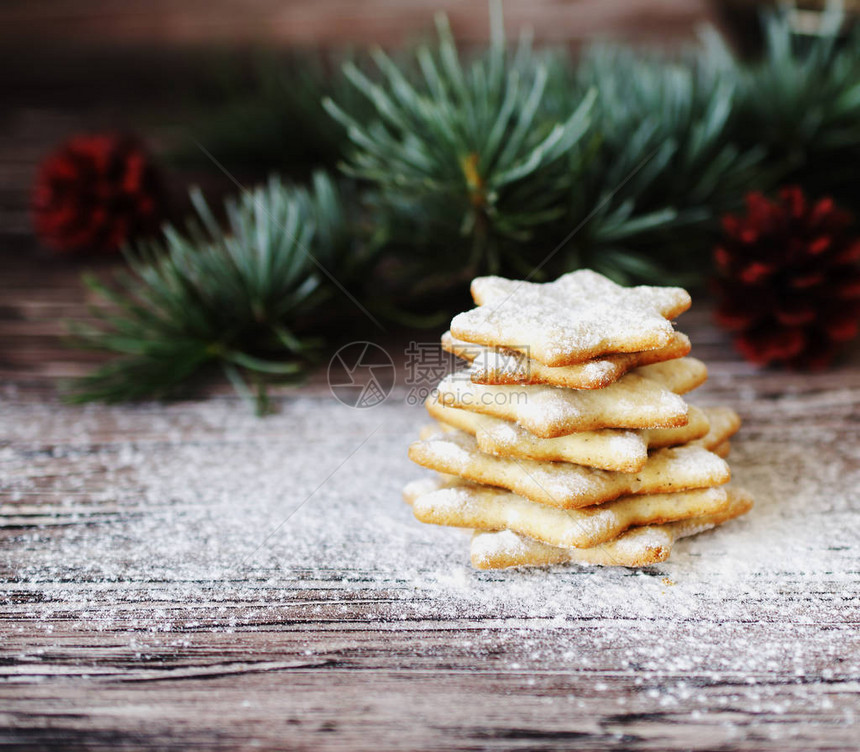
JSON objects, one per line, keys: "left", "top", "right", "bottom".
{"left": 404, "top": 270, "right": 752, "bottom": 569}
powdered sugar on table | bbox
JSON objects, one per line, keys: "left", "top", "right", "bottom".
{"left": 1, "top": 350, "right": 859, "bottom": 748}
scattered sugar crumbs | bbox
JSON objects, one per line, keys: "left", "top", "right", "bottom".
{"left": 1, "top": 387, "right": 859, "bottom": 727}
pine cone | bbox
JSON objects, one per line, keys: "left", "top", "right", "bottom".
{"left": 32, "top": 133, "right": 164, "bottom": 255}
{"left": 714, "top": 186, "right": 860, "bottom": 370}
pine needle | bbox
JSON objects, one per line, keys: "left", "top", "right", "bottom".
{"left": 66, "top": 172, "right": 366, "bottom": 409}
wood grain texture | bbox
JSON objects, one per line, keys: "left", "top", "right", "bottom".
{"left": 0, "top": 0, "right": 712, "bottom": 48}
{"left": 2, "top": 6, "right": 857, "bottom": 746}
{"left": 2, "top": 244, "right": 860, "bottom": 751}
{"left": 0, "top": 22, "right": 860, "bottom": 740}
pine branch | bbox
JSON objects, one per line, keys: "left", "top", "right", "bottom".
{"left": 62, "top": 3, "right": 860, "bottom": 414}
{"left": 324, "top": 0, "right": 595, "bottom": 278}
{"left": 67, "top": 172, "right": 363, "bottom": 412}
{"left": 321, "top": 3, "right": 771, "bottom": 287}
{"left": 554, "top": 43, "right": 766, "bottom": 283}
{"left": 716, "top": 8, "right": 860, "bottom": 207}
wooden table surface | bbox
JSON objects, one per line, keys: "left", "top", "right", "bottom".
{"left": 1, "top": 244, "right": 860, "bottom": 751}
{"left": 1, "top": 2, "right": 858, "bottom": 744}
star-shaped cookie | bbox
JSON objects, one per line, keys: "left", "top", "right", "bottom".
{"left": 450, "top": 270, "right": 691, "bottom": 366}
{"left": 469, "top": 488, "right": 754, "bottom": 569}
{"left": 407, "top": 480, "right": 730, "bottom": 549}
{"left": 433, "top": 358, "right": 707, "bottom": 438}
{"left": 420, "top": 402, "right": 735, "bottom": 472}
{"left": 408, "top": 429, "right": 730, "bottom": 509}
{"left": 441, "top": 330, "right": 691, "bottom": 389}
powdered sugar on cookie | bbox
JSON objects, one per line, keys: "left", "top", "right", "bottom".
{"left": 441, "top": 330, "right": 692, "bottom": 389}
{"left": 411, "top": 482, "right": 731, "bottom": 549}
{"left": 451, "top": 270, "right": 691, "bottom": 366}
{"left": 433, "top": 358, "right": 706, "bottom": 438}
{"left": 470, "top": 489, "right": 754, "bottom": 569}
{"left": 409, "top": 430, "right": 730, "bottom": 509}
{"left": 406, "top": 269, "right": 750, "bottom": 569}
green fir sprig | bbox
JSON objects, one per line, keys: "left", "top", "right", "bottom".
{"left": 557, "top": 45, "right": 766, "bottom": 283}
{"left": 68, "top": 172, "right": 365, "bottom": 413}
{"left": 65, "top": 4, "right": 860, "bottom": 408}
{"left": 324, "top": 2, "right": 595, "bottom": 280}
{"left": 713, "top": 8, "right": 860, "bottom": 208}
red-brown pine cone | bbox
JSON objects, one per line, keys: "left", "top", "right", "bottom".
{"left": 32, "top": 133, "right": 164, "bottom": 256}
{"left": 713, "top": 186, "right": 860, "bottom": 370}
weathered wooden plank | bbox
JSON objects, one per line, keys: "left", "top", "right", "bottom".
{"left": 0, "top": 625, "right": 858, "bottom": 751}
{"left": 0, "top": 0, "right": 713, "bottom": 49}
{"left": 3, "top": 238, "right": 860, "bottom": 751}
